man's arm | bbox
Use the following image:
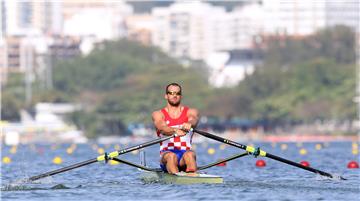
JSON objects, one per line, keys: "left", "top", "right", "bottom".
{"left": 182, "top": 108, "right": 199, "bottom": 131}
{"left": 152, "top": 111, "right": 186, "bottom": 136}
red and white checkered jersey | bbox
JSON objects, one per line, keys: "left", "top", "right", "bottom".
{"left": 156, "top": 106, "right": 194, "bottom": 153}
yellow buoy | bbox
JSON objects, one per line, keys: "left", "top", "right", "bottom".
{"left": 315, "top": 144, "right": 322, "bottom": 150}
{"left": 352, "top": 149, "right": 358, "bottom": 155}
{"left": 109, "top": 160, "right": 120, "bottom": 165}
{"left": 299, "top": 148, "right": 307, "bottom": 155}
{"left": 207, "top": 148, "right": 215, "bottom": 155}
{"left": 114, "top": 144, "right": 121, "bottom": 150}
{"left": 2, "top": 156, "right": 11, "bottom": 164}
{"left": 280, "top": 144, "right": 288, "bottom": 150}
{"left": 53, "top": 156, "right": 63, "bottom": 164}
{"left": 10, "top": 146, "right": 17, "bottom": 154}
{"left": 66, "top": 148, "right": 74, "bottom": 154}
{"left": 219, "top": 144, "right": 226, "bottom": 150}
{"left": 97, "top": 148, "right": 105, "bottom": 155}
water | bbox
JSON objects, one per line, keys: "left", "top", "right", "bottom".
{"left": 1, "top": 140, "right": 359, "bottom": 201}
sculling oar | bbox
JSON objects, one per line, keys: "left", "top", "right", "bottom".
{"left": 28, "top": 135, "right": 175, "bottom": 181}
{"left": 193, "top": 129, "right": 346, "bottom": 180}
{"left": 198, "top": 152, "right": 249, "bottom": 170}
{"left": 111, "top": 152, "right": 249, "bottom": 172}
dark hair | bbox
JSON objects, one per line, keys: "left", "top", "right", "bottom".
{"left": 165, "top": 83, "right": 182, "bottom": 93}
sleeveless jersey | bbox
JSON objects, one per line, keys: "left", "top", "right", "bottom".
{"left": 156, "top": 106, "right": 194, "bottom": 153}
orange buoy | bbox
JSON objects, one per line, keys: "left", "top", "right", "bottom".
{"left": 300, "top": 161, "right": 310, "bottom": 167}
{"left": 255, "top": 160, "right": 266, "bottom": 167}
{"left": 347, "top": 161, "right": 359, "bottom": 169}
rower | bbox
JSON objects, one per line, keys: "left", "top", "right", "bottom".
{"left": 152, "top": 83, "right": 199, "bottom": 174}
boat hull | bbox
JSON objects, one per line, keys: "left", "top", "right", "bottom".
{"left": 140, "top": 171, "right": 223, "bottom": 184}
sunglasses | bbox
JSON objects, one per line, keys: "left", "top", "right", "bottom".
{"left": 167, "top": 91, "right": 182, "bottom": 96}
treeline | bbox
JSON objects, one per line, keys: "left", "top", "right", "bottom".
{"left": 2, "top": 26, "right": 356, "bottom": 137}
{"left": 206, "top": 25, "right": 356, "bottom": 126}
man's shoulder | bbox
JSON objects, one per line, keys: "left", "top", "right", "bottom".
{"left": 152, "top": 109, "right": 164, "bottom": 117}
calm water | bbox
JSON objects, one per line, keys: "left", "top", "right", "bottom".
{"left": 1, "top": 139, "right": 359, "bottom": 201}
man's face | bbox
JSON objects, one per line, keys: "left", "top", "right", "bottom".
{"left": 165, "top": 85, "right": 182, "bottom": 106}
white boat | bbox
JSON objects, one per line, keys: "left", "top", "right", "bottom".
{"left": 140, "top": 171, "right": 223, "bottom": 184}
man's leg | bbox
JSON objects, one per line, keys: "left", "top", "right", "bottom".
{"left": 179, "top": 151, "right": 197, "bottom": 172}
{"left": 161, "top": 152, "right": 179, "bottom": 174}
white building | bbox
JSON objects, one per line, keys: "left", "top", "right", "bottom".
{"left": 152, "top": 1, "right": 228, "bottom": 60}
{"left": 63, "top": 3, "right": 133, "bottom": 40}
{"left": 2, "top": 0, "right": 63, "bottom": 36}
{"left": 262, "top": 0, "right": 359, "bottom": 35}
{"left": 206, "top": 49, "right": 261, "bottom": 88}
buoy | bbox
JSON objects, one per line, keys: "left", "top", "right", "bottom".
{"left": 2, "top": 156, "right": 11, "bottom": 164}
{"left": 10, "top": 146, "right": 17, "bottom": 154}
{"left": 66, "top": 148, "right": 74, "bottom": 154}
{"left": 299, "top": 148, "right": 307, "bottom": 155}
{"left": 109, "top": 160, "right": 120, "bottom": 165}
{"left": 255, "top": 160, "right": 266, "bottom": 167}
{"left": 219, "top": 144, "right": 226, "bottom": 150}
{"left": 114, "top": 144, "right": 120, "bottom": 150}
{"left": 207, "top": 148, "right": 215, "bottom": 155}
{"left": 97, "top": 148, "right": 104, "bottom": 154}
{"left": 347, "top": 161, "right": 359, "bottom": 169}
{"left": 53, "top": 156, "right": 63, "bottom": 164}
{"left": 315, "top": 144, "right": 322, "bottom": 150}
{"left": 352, "top": 149, "right": 358, "bottom": 155}
{"left": 216, "top": 159, "right": 227, "bottom": 166}
{"left": 300, "top": 161, "right": 310, "bottom": 167}
{"left": 280, "top": 144, "right": 288, "bottom": 150}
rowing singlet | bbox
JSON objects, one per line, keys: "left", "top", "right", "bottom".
{"left": 156, "top": 106, "right": 194, "bottom": 153}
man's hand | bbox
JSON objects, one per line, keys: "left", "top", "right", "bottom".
{"left": 181, "top": 122, "right": 192, "bottom": 132}
{"left": 174, "top": 128, "right": 187, "bottom": 136}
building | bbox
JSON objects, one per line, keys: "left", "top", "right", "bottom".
{"left": 206, "top": 49, "right": 262, "bottom": 87}
{"left": 62, "top": 0, "right": 133, "bottom": 40}
{"left": 125, "top": 14, "right": 154, "bottom": 46}
{"left": 152, "top": 1, "right": 228, "bottom": 60}
{"left": 2, "top": 0, "right": 62, "bottom": 36}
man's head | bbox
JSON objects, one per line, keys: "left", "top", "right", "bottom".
{"left": 165, "top": 83, "right": 182, "bottom": 106}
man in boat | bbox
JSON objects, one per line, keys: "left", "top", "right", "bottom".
{"left": 152, "top": 83, "right": 199, "bottom": 174}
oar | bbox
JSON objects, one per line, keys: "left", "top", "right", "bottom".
{"left": 28, "top": 135, "right": 175, "bottom": 181}
{"left": 193, "top": 129, "right": 346, "bottom": 180}
{"left": 198, "top": 152, "right": 249, "bottom": 170}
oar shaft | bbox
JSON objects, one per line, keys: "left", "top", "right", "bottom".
{"left": 29, "top": 159, "right": 97, "bottom": 181}
{"left": 111, "top": 158, "right": 162, "bottom": 172}
{"left": 198, "top": 152, "right": 248, "bottom": 170}
{"left": 265, "top": 153, "right": 335, "bottom": 178}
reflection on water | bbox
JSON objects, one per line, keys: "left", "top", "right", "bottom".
{"left": 1, "top": 141, "right": 359, "bottom": 200}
